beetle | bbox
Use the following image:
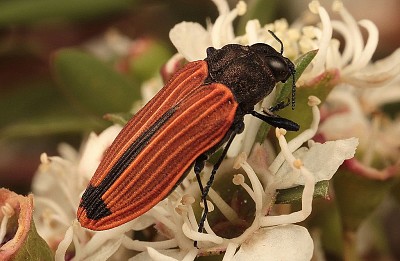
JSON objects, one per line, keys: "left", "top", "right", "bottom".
{"left": 77, "top": 31, "right": 299, "bottom": 239}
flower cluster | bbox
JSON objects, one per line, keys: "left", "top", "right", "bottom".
{"left": 27, "top": 0, "right": 400, "bottom": 260}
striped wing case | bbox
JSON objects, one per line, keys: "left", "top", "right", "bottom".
{"left": 77, "top": 61, "right": 238, "bottom": 230}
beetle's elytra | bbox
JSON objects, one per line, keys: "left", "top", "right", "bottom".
{"left": 77, "top": 32, "right": 299, "bottom": 237}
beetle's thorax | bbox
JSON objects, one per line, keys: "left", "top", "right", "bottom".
{"left": 204, "top": 43, "right": 293, "bottom": 113}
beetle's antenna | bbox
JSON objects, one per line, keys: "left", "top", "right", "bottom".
{"left": 268, "top": 30, "right": 283, "bottom": 55}
{"left": 268, "top": 30, "right": 296, "bottom": 109}
{"left": 291, "top": 71, "right": 296, "bottom": 109}
{"left": 289, "top": 62, "right": 296, "bottom": 110}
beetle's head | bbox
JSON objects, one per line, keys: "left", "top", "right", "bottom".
{"left": 251, "top": 31, "right": 297, "bottom": 109}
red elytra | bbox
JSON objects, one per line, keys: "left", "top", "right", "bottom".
{"left": 77, "top": 61, "right": 238, "bottom": 230}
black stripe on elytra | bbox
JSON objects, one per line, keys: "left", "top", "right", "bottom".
{"left": 80, "top": 106, "right": 177, "bottom": 220}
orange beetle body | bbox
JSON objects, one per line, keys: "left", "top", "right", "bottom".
{"left": 77, "top": 40, "right": 299, "bottom": 232}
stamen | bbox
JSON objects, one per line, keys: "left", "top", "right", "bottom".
{"left": 274, "top": 19, "right": 289, "bottom": 32}
{"left": 233, "top": 152, "right": 247, "bottom": 169}
{"left": 270, "top": 96, "right": 321, "bottom": 174}
{"left": 55, "top": 224, "right": 74, "bottom": 261}
{"left": 211, "top": 0, "right": 247, "bottom": 47}
{"left": 181, "top": 194, "right": 195, "bottom": 206}
{"left": 337, "top": 4, "right": 364, "bottom": 67}
{"left": 222, "top": 242, "right": 240, "bottom": 261}
{"left": 331, "top": 21, "right": 353, "bottom": 67}
{"left": 308, "top": 95, "right": 321, "bottom": 106}
{"left": 182, "top": 223, "right": 223, "bottom": 244}
{"left": 240, "top": 161, "right": 264, "bottom": 213}
{"left": 245, "top": 20, "right": 261, "bottom": 44}
{"left": 236, "top": 1, "right": 247, "bottom": 16}
{"left": 200, "top": 200, "right": 215, "bottom": 212}
{"left": 40, "top": 153, "right": 50, "bottom": 164}
{"left": 175, "top": 205, "right": 188, "bottom": 216}
{"left": 308, "top": 0, "right": 320, "bottom": 14}
{"left": 343, "top": 20, "right": 378, "bottom": 75}
{"left": 186, "top": 203, "right": 199, "bottom": 231}
{"left": 208, "top": 188, "right": 239, "bottom": 222}
{"left": 232, "top": 174, "right": 245, "bottom": 185}
{"left": 122, "top": 237, "right": 178, "bottom": 251}
{"left": 34, "top": 197, "right": 70, "bottom": 226}
{"left": 233, "top": 174, "right": 256, "bottom": 202}
{"left": 182, "top": 248, "right": 199, "bottom": 261}
{"left": 147, "top": 247, "right": 179, "bottom": 261}
{"left": 332, "top": 0, "right": 343, "bottom": 11}
{"left": 303, "top": 26, "right": 317, "bottom": 38}
{"left": 261, "top": 129, "right": 315, "bottom": 226}
{"left": 203, "top": 217, "right": 218, "bottom": 236}
{"left": 0, "top": 203, "right": 14, "bottom": 244}
{"left": 148, "top": 207, "right": 176, "bottom": 231}
{"left": 308, "top": 1, "right": 333, "bottom": 77}
{"left": 211, "top": 0, "right": 230, "bottom": 15}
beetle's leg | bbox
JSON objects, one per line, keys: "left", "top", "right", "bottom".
{"left": 193, "top": 155, "right": 207, "bottom": 248}
{"left": 194, "top": 154, "right": 208, "bottom": 194}
{"left": 251, "top": 110, "right": 300, "bottom": 131}
{"left": 268, "top": 97, "right": 290, "bottom": 112}
{"left": 195, "top": 121, "right": 243, "bottom": 247}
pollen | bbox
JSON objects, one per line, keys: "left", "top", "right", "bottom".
{"left": 200, "top": 200, "right": 215, "bottom": 212}
{"left": 293, "top": 159, "right": 304, "bottom": 169}
{"left": 275, "top": 128, "right": 287, "bottom": 138}
{"left": 332, "top": 0, "right": 344, "bottom": 12}
{"left": 181, "top": 194, "right": 195, "bottom": 205}
{"left": 309, "top": 0, "right": 321, "bottom": 14}
{"left": 236, "top": 1, "right": 247, "bottom": 16}
{"left": 233, "top": 152, "right": 247, "bottom": 169}
{"left": 175, "top": 205, "right": 188, "bottom": 216}
{"left": 308, "top": 96, "right": 321, "bottom": 106}
{"left": 232, "top": 174, "right": 245, "bottom": 185}
{"left": 40, "top": 152, "right": 50, "bottom": 164}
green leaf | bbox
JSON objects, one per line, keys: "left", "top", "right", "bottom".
{"left": 0, "top": 83, "right": 108, "bottom": 139}
{"left": 281, "top": 68, "right": 339, "bottom": 141}
{"left": 0, "top": 114, "right": 105, "bottom": 140}
{"left": 390, "top": 180, "right": 400, "bottom": 204}
{"left": 0, "top": 83, "right": 63, "bottom": 128}
{"left": 53, "top": 49, "right": 141, "bottom": 117}
{"left": 13, "top": 220, "right": 54, "bottom": 261}
{"left": 276, "top": 49, "right": 319, "bottom": 103}
{"left": 129, "top": 41, "right": 172, "bottom": 83}
{"left": 254, "top": 50, "right": 321, "bottom": 143}
{"left": 333, "top": 169, "right": 396, "bottom": 231}
{"left": 276, "top": 180, "right": 329, "bottom": 204}
{"left": 0, "top": 0, "right": 136, "bottom": 26}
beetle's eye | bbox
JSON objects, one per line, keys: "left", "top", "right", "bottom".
{"left": 267, "top": 58, "right": 289, "bottom": 82}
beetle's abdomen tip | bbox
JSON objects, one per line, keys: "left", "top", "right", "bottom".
{"left": 77, "top": 206, "right": 110, "bottom": 231}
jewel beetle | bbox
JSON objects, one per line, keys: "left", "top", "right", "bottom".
{"left": 77, "top": 31, "right": 300, "bottom": 237}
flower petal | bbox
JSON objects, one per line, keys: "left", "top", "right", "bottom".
{"left": 273, "top": 138, "right": 359, "bottom": 188}
{"left": 78, "top": 125, "right": 122, "bottom": 180}
{"left": 169, "top": 22, "right": 211, "bottom": 61}
{"left": 232, "top": 225, "right": 313, "bottom": 261}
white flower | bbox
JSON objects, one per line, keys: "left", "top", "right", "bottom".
{"left": 32, "top": 95, "right": 357, "bottom": 260}
{"left": 304, "top": 0, "right": 400, "bottom": 86}
{"left": 32, "top": 125, "right": 122, "bottom": 256}
{"left": 319, "top": 78, "right": 400, "bottom": 179}
{"left": 32, "top": 0, "right": 394, "bottom": 260}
